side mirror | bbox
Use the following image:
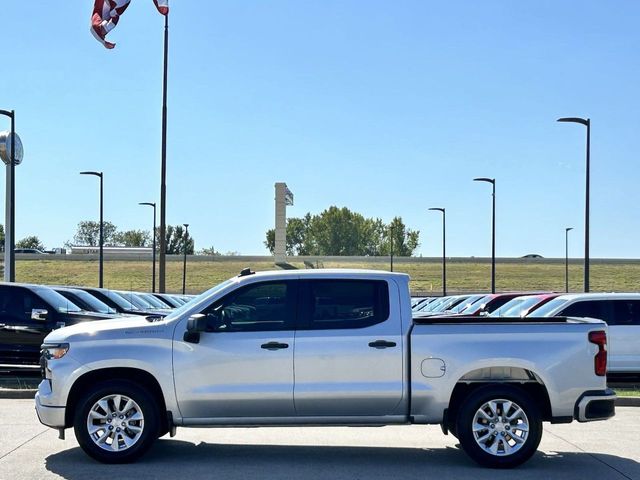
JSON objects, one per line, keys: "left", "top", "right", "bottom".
{"left": 186, "top": 314, "right": 207, "bottom": 333}
{"left": 31, "top": 309, "right": 48, "bottom": 321}
{"left": 184, "top": 314, "right": 207, "bottom": 344}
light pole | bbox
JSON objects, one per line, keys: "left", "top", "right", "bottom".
{"left": 389, "top": 224, "right": 394, "bottom": 272}
{"left": 80, "top": 171, "right": 104, "bottom": 288}
{"left": 429, "top": 208, "right": 446, "bottom": 296}
{"left": 182, "top": 224, "right": 189, "bottom": 294}
{"left": 139, "top": 202, "right": 157, "bottom": 292}
{"left": 558, "top": 117, "right": 591, "bottom": 292}
{"left": 0, "top": 109, "right": 23, "bottom": 282}
{"left": 565, "top": 227, "right": 573, "bottom": 293}
{"left": 159, "top": 11, "right": 170, "bottom": 294}
{"left": 474, "top": 177, "right": 496, "bottom": 293}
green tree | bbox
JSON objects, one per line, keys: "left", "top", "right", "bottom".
{"left": 264, "top": 207, "right": 420, "bottom": 256}
{"left": 306, "top": 206, "right": 372, "bottom": 255}
{"left": 378, "top": 216, "right": 420, "bottom": 256}
{"left": 199, "top": 245, "right": 221, "bottom": 256}
{"left": 0, "top": 224, "right": 4, "bottom": 251}
{"left": 264, "top": 213, "right": 312, "bottom": 255}
{"left": 113, "top": 229, "right": 150, "bottom": 247}
{"left": 16, "top": 235, "right": 45, "bottom": 251}
{"left": 73, "top": 221, "right": 118, "bottom": 246}
{"left": 265, "top": 229, "right": 275, "bottom": 254}
{"left": 157, "top": 225, "right": 194, "bottom": 254}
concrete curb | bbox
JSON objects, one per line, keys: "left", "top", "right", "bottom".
{"left": 615, "top": 396, "right": 640, "bottom": 407}
{"left": 0, "top": 388, "right": 36, "bottom": 399}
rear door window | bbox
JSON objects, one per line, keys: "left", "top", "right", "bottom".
{"left": 299, "top": 280, "right": 389, "bottom": 330}
{"left": 560, "top": 300, "right": 614, "bottom": 323}
{"left": 611, "top": 300, "right": 640, "bottom": 326}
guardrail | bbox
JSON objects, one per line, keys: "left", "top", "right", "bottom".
{"left": 2, "top": 254, "right": 640, "bottom": 264}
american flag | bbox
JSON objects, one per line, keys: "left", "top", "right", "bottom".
{"left": 91, "top": 0, "right": 169, "bottom": 49}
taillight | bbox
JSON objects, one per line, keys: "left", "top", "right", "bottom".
{"left": 588, "top": 330, "right": 607, "bottom": 376}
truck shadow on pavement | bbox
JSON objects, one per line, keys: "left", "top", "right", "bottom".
{"left": 45, "top": 440, "right": 640, "bottom": 480}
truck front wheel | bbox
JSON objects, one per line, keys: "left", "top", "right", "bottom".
{"left": 73, "top": 380, "right": 160, "bottom": 463}
{"left": 456, "top": 385, "right": 542, "bottom": 468}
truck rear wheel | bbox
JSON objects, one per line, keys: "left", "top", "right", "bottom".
{"left": 74, "top": 380, "right": 160, "bottom": 463}
{"left": 456, "top": 385, "right": 542, "bottom": 468}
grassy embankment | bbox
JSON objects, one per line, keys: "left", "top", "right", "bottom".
{"left": 615, "top": 388, "right": 640, "bottom": 397}
{"left": 14, "top": 257, "right": 640, "bottom": 295}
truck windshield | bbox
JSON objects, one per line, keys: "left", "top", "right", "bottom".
{"left": 99, "top": 291, "right": 138, "bottom": 311}
{"left": 140, "top": 293, "right": 171, "bottom": 309}
{"left": 164, "top": 279, "right": 236, "bottom": 321}
{"left": 60, "top": 289, "right": 118, "bottom": 314}
{"left": 35, "top": 287, "right": 83, "bottom": 313}
{"left": 419, "top": 297, "right": 447, "bottom": 312}
{"left": 496, "top": 296, "right": 546, "bottom": 317}
{"left": 450, "top": 295, "right": 485, "bottom": 313}
{"left": 526, "top": 297, "right": 568, "bottom": 317}
{"left": 490, "top": 297, "right": 527, "bottom": 317}
{"left": 115, "top": 292, "right": 153, "bottom": 310}
{"left": 459, "top": 294, "right": 491, "bottom": 314}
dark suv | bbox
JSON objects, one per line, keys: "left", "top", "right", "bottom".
{"left": 78, "top": 287, "right": 168, "bottom": 316}
{"left": 0, "top": 283, "right": 115, "bottom": 370}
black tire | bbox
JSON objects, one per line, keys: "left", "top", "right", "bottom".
{"left": 74, "top": 380, "right": 160, "bottom": 463}
{"left": 456, "top": 384, "right": 542, "bottom": 468}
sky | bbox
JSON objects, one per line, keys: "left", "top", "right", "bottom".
{"left": 1, "top": 1, "right": 639, "bottom": 258}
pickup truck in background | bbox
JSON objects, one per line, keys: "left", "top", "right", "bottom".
{"left": 36, "top": 269, "right": 615, "bottom": 468}
{"left": 0, "top": 283, "right": 116, "bottom": 370}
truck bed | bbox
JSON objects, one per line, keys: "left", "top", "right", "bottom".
{"left": 408, "top": 315, "right": 608, "bottom": 423}
{"left": 412, "top": 315, "right": 602, "bottom": 325}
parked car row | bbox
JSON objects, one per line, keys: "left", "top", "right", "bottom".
{"left": 0, "top": 282, "right": 194, "bottom": 371}
{"left": 412, "top": 291, "right": 640, "bottom": 376}
{"left": 412, "top": 292, "right": 545, "bottom": 317}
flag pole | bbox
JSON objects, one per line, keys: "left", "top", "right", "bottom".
{"left": 159, "top": 12, "right": 168, "bottom": 293}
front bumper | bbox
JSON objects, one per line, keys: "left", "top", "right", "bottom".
{"left": 35, "top": 383, "right": 66, "bottom": 428}
{"left": 575, "top": 388, "right": 616, "bottom": 422}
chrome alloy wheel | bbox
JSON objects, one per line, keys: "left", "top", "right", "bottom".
{"left": 86, "top": 394, "right": 145, "bottom": 452}
{"left": 472, "top": 398, "right": 529, "bottom": 457}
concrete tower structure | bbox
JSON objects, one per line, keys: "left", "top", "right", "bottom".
{"left": 274, "top": 182, "right": 293, "bottom": 263}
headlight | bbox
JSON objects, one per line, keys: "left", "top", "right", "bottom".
{"left": 41, "top": 343, "right": 70, "bottom": 360}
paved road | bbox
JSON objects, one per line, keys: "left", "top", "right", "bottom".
{"left": 0, "top": 399, "right": 638, "bottom": 480}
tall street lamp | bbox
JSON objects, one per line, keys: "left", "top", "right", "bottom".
{"left": 565, "top": 227, "right": 573, "bottom": 293}
{"left": 558, "top": 117, "right": 591, "bottom": 292}
{"left": 389, "top": 224, "right": 394, "bottom": 272}
{"left": 474, "top": 177, "right": 496, "bottom": 293}
{"left": 182, "top": 224, "right": 189, "bottom": 294}
{"left": 80, "top": 171, "right": 104, "bottom": 288}
{"left": 0, "top": 109, "right": 23, "bottom": 282}
{"left": 428, "top": 208, "right": 446, "bottom": 296}
{"left": 139, "top": 202, "right": 157, "bottom": 293}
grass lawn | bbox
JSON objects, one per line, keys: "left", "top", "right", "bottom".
{"left": 613, "top": 388, "right": 640, "bottom": 397}
{"left": 13, "top": 256, "right": 640, "bottom": 294}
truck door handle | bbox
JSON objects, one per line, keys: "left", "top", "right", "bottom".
{"left": 261, "top": 341, "right": 289, "bottom": 351}
{"left": 368, "top": 340, "right": 397, "bottom": 349}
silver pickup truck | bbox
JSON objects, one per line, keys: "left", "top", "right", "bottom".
{"left": 35, "top": 269, "right": 615, "bottom": 468}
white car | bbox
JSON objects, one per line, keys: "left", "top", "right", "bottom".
{"left": 528, "top": 293, "right": 640, "bottom": 376}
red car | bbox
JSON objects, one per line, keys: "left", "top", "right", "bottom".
{"left": 488, "top": 293, "right": 562, "bottom": 317}
{"left": 459, "top": 292, "right": 546, "bottom": 316}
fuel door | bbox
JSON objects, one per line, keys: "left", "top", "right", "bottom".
{"left": 421, "top": 358, "right": 446, "bottom": 378}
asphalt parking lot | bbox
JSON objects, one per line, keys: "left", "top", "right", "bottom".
{"left": 0, "top": 399, "right": 638, "bottom": 480}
